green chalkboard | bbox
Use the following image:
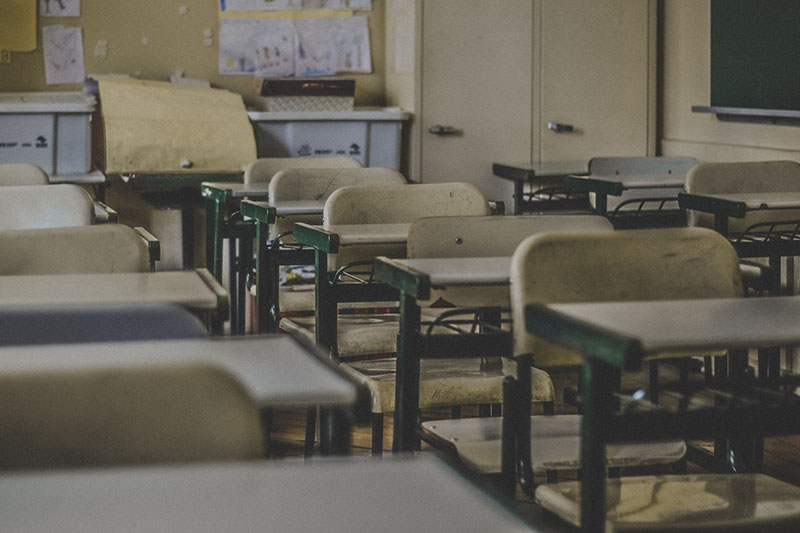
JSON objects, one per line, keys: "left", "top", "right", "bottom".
{"left": 711, "top": 0, "right": 800, "bottom": 111}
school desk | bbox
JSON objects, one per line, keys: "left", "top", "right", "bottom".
{"left": 0, "top": 456, "right": 538, "bottom": 532}
{"left": 0, "top": 269, "right": 228, "bottom": 335}
{"left": 525, "top": 296, "right": 800, "bottom": 531}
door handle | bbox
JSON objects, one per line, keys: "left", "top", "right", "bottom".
{"left": 428, "top": 124, "right": 457, "bottom": 135}
{"left": 547, "top": 122, "right": 574, "bottom": 133}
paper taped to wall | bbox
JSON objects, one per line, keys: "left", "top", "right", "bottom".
{"left": 219, "top": 16, "right": 370, "bottom": 76}
{"left": 220, "top": 0, "right": 370, "bottom": 11}
{"left": 42, "top": 25, "right": 85, "bottom": 85}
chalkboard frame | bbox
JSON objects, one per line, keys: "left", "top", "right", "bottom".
{"left": 693, "top": 0, "right": 800, "bottom": 125}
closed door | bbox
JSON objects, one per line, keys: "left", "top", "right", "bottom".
{"left": 537, "top": 0, "right": 654, "bottom": 163}
{"left": 420, "top": 0, "right": 533, "bottom": 208}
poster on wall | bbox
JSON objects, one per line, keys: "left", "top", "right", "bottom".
{"left": 220, "top": 0, "right": 370, "bottom": 11}
{"left": 219, "top": 16, "right": 370, "bottom": 77}
{"left": 40, "top": 0, "right": 80, "bottom": 17}
{"left": 42, "top": 25, "right": 85, "bottom": 84}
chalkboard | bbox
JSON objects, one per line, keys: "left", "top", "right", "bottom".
{"left": 711, "top": 0, "right": 800, "bottom": 111}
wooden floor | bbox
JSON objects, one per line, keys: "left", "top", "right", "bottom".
{"left": 267, "top": 366, "right": 800, "bottom": 530}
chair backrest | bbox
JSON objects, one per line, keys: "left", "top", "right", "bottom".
{"left": 0, "top": 163, "right": 49, "bottom": 186}
{"left": 0, "top": 184, "right": 94, "bottom": 230}
{"left": 269, "top": 167, "right": 407, "bottom": 235}
{"left": 325, "top": 182, "right": 490, "bottom": 225}
{"left": 0, "top": 225, "right": 150, "bottom": 275}
{"left": 685, "top": 160, "right": 800, "bottom": 231}
{"left": 324, "top": 182, "right": 490, "bottom": 269}
{"left": 407, "top": 215, "right": 613, "bottom": 259}
{"left": 511, "top": 227, "right": 743, "bottom": 366}
{"left": 587, "top": 156, "right": 697, "bottom": 213}
{"left": 243, "top": 156, "right": 362, "bottom": 184}
{"left": 0, "top": 303, "right": 207, "bottom": 347}
{"left": 0, "top": 357, "right": 264, "bottom": 468}
{"left": 407, "top": 215, "right": 614, "bottom": 308}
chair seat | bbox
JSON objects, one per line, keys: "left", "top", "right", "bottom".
{"left": 342, "top": 357, "right": 554, "bottom": 413}
{"left": 278, "top": 285, "right": 398, "bottom": 314}
{"left": 535, "top": 473, "right": 800, "bottom": 531}
{"left": 280, "top": 314, "right": 400, "bottom": 356}
{"left": 422, "top": 415, "right": 685, "bottom": 473}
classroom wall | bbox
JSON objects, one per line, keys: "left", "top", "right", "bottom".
{"left": 661, "top": 0, "right": 800, "bottom": 162}
{"left": 0, "top": 0, "right": 386, "bottom": 106}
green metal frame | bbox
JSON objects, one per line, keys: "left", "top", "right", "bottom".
{"left": 374, "top": 257, "right": 515, "bottom": 454}
{"left": 523, "top": 302, "right": 800, "bottom": 532}
{"left": 566, "top": 175, "right": 626, "bottom": 216}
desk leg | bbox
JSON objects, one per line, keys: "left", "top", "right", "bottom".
{"left": 314, "top": 251, "right": 338, "bottom": 359}
{"left": 182, "top": 205, "right": 195, "bottom": 270}
{"left": 595, "top": 193, "right": 608, "bottom": 217}
{"left": 580, "top": 358, "right": 611, "bottom": 533}
{"left": 514, "top": 179, "right": 524, "bottom": 215}
{"left": 254, "top": 220, "right": 271, "bottom": 334}
{"left": 319, "top": 407, "right": 352, "bottom": 456}
{"left": 204, "top": 197, "right": 224, "bottom": 279}
{"left": 393, "top": 292, "right": 421, "bottom": 453}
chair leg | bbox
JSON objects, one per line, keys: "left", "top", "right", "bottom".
{"left": 371, "top": 413, "right": 384, "bottom": 456}
{"left": 261, "top": 408, "right": 273, "bottom": 458}
{"left": 304, "top": 407, "right": 316, "bottom": 458}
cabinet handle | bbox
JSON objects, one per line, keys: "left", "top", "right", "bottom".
{"left": 547, "top": 122, "right": 574, "bottom": 133}
{"left": 428, "top": 124, "right": 457, "bottom": 135}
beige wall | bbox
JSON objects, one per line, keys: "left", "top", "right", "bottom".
{"left": 662, "top": 0, "right": 800, "bottom": 162}
{"left": 0, "top": 0, "right": 386, "bottom": 106}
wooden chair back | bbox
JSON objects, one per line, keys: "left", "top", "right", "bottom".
{"left": 269, "top": 167, "right": 406, "bottom": 236}
{"left": 685, "top": 160, "right": 800, "bottom": 232}
{"left": 243, "top": 156, "right": 362, "bottom": 184}
{"left": 511, "top": 227, "right": 743, "bottom": 366}
{"left": 0, "top": 225, "right": 152, "bottom": 275}
{"left": 0, "top": 358, "right": 263, "bottom": 468}
{"left": 0, "top": 184, "right": 94, "bottom": 230}
{"left": 0, "top": 163, "right": 49, "bottom": 186}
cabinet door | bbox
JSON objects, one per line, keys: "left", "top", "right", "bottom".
{"left": 419, "top": 0, "right": 533, "bottom": 208}
{"left": 537, "top": 0, "right": 654, "bottom": 162}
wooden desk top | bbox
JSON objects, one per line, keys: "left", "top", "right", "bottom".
{"left": 202, "top": 181, "right": 270, "bottom": 200}
{"left": 527, "top": 296, "right": 800, "bottom": 366}
{"left": 0, "top": 456, "right": 537, "bottom": 532}
{"left": 493, "top": 161, "right": 588, "bottom": 181}
{"left": 375, "top": 256, "right": 511, "bottom": 300}
{"left": 0, "top": 335, "right": 357, "bottom": 408}
{"left": 0, "top": 270, "right": 225, "bottom": 312}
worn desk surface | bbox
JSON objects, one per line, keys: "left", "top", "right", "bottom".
{"left": 0, "top": 270, "right": 224, "bottom": 311}
{"left": 379, "top": 256, "right": 512, "bottom": 291}
{"left": 533, "top": 297, "right": 800, "bottom": 362}
{"left": 0, "top": 335, "right": 357, "bottom": 409}
{"left": 0, "top": 456, "right": 538, "bottom": 532}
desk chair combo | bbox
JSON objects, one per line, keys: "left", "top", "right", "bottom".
{"left": 680, "top": 161, "right": 800, "bottom": 385}
{"left": 513, "top": 231, "right": 800, "bottom": 531}
{"left": 568, "top": 156, "right": 696, "bottom": 228}
{"left": 240, "top": 167, "right": 407, "bottom": 334}
{"left": 288, "top": 182, "right": 509, "bottom": 453}
{"left": 680, "top": 160, "right": 800, "bottom": 295}
{"left": 201, "top": 156, "right": 362, "bottom": 333}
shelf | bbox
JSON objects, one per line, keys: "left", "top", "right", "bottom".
{"left": 692, "top": 105, "right": 800, "bottom": 126}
